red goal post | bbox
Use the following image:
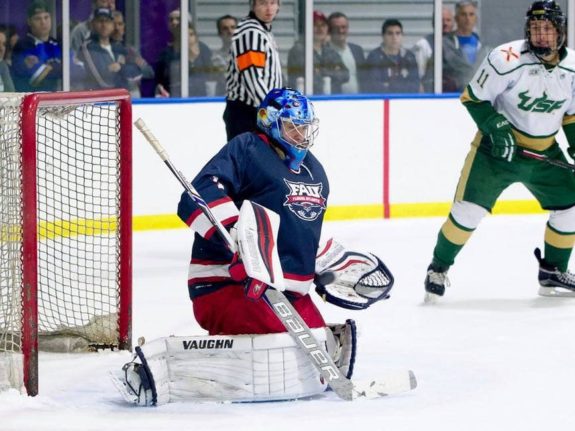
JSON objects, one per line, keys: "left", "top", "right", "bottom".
{"left": 0, "top": 89, "right": 132, "bottom": 396}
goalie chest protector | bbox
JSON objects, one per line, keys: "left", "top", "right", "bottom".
{"left": 177, "top": 132, "right": 330, "bottom": 296}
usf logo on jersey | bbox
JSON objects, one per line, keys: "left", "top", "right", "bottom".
{"left": 283, "top": 179, "right": 327, "bottom": 221}
{"left": 517, "top": 91, "right": 566, "bottom": 113}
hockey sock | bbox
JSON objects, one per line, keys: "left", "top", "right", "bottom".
{"left": 432, "top": 215, "right": 475, "bottom": 268}
{"left": 544, "top": 224, "right": 575, "bottom": 272}
{"left": 543, "top": 243, "right": 572, "bottom": 272}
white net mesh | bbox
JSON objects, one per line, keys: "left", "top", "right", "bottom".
{"left": 0, "top": 94, "right": 25, "bottom": 355}
{"left": 0, "top": 93, "right": 128, "bottom": 394}
{"left": 35, "top": 103, "right": 122, "bottom": 347}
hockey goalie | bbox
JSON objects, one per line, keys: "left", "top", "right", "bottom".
{"left": 112, "top": 89, "right": 396, "bottom": 405}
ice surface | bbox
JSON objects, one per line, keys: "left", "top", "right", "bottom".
{"left": 2, "top": 215, "right": 575, "bottom": 431}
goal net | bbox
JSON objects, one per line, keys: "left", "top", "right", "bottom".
{"left": 0, "top": 90, "right": 132, "bottom": 396}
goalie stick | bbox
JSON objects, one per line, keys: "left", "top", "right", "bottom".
{"left": 134, "top": 118, "right": 417, "bottom": 401}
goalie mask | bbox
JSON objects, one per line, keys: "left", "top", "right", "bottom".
{"left": 525, "top": 0, "right": 566, "bottom": 57}
{"left": 257, "top": 88, "right": 319, "bottom": 172}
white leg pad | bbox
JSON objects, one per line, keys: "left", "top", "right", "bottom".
{"left": 450, "top": 200, "right": 488, "bottom": 230}
{"left": 117, "top": 329, "right": 329, "bottom": 404}
{"left": 548, "top": 206, "right": 575, "bottom": 233}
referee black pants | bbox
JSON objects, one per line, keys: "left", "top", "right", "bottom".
{"left": 223, "top": 99, "right": 258, "bottom": 141}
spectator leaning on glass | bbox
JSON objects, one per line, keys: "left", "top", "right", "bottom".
{"left": 78, "top": 7, "right": 144, "bottom": 91}
{"left": 224, "top": 0, "right": 282, "bottom": 141}
{"left": 287, "top": 10, "right": 349, "bottom": 95}
{"left": 0, "top": 25, "right": 15, "bottom": 92}
{"left": 111, "top": 10, "right": 154, "bottom": 98}
{"left": 11, "top": 0, "right": 62, "bottom": 92}
{"left": 211, "top": 15, "right": 238, "bottom": 97}
{"left": 327, "top": 11, "right": 365, "bottom": 94}
{"left": 365, "top": 19, "right": 419, "bottom": 94}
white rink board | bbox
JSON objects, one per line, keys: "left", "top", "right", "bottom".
{"left": 131, "top": 96, "right": 565, "bottom": 217}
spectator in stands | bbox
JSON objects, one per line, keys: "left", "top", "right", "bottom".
{"left": 287, "top": 10, "right": 349, "bottom": 95}
{"left": 11, "top": 0, "right": 62, "bottom": 92}
{"left": 0, "top": 25, "right": 15, "bottom": 92}
{"left": 77, "top": 7, "right": 144, "bottom": 91}
{"left": 71, "top": 0, "right": 115, "bottom": 56}
{"left": 411, "top": 5, "right": 454, "bottom": 90}
{"left": 0, "top": 24, "right": 18, "bottom": 67}
{"left": 167, "top": 8, "right": 190, "bottom": 44}
{"left": 327, "top": 11, "right": 365, "bottom": 94}
{"left": 426, "top": 1, "right": 490, "bottom": 93}
{"left": 365, "top": 19, "right": 419, "bottom": 94}
{"left": 211, "top": 15, "right": 237, "bottom": 96}
{"left": 155, "top": 22, "right": 213, "bottom": 97}
{"left": 153, "top": 8, "right": 186, "bottom": 96}
{"left": 442, "top": 0, "right": 490, "bottom": 92}
{"left": 111, "top": 10, "right": 154, "bottom": 98}
{"left": 224, "top": 0, "right": 282, "bottom": 140}
{"left": 6, "top": 24, "right": 19, "bottom": 65}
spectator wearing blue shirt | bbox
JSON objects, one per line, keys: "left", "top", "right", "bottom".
{"left": 11, "top": 0, "right": 62, "bottom": 92}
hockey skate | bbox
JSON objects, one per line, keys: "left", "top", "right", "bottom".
{"left": 535, "top": 248, "right": 575, "bottom": 297}
{"left": 424, "top": 264, "right": 450, "bottom": 304}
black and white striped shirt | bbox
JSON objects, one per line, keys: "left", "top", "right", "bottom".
{"left": 226, "top": 13, "right": 283, "bottom": 107}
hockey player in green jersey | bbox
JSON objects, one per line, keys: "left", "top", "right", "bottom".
{"left": 425, "top": 0, "right": 575, "bottom": 302}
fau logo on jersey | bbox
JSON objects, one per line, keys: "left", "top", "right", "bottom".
{"left": 283, "top": 179, "right": 327, "bottom": 221}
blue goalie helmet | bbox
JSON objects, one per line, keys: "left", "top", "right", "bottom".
{"left": 525, "top": 0, "right": 566, "bottom": 57}
{"left": 257, "top": 88, "right": 319, "bottom": 171}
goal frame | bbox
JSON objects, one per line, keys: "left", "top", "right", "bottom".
{"left": 18, "top": 89, "right": 133, "bottom": 396}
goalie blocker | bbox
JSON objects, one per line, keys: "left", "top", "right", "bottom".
{"left": 111, "top": 321, "right": 357, "bottom": 405}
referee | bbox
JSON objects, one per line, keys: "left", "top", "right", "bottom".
{"left": 224, "top": 0, "right": 283, "bottom": 140}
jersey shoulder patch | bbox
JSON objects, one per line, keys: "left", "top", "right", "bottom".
{"left": 487, "top": 40, "right": 531, "bottom": 74}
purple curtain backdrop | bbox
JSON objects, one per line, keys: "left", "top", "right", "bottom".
{"left": 139, "top": 0, "right": 180, "bottom": 97}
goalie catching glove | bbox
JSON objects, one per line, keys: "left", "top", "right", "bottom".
{"left": 314, "top": 239, "right": 393, "bottom": 310}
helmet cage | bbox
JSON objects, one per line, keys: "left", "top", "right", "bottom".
{"left": 525, "top": 1, "right": 566, "bottom": 57}
{"left": 279, "top": 116, "right": 319, "bottom": 151}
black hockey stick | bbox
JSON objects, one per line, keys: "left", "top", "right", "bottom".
{"left": 520, "top": 149, "right": 575, "bottom": 172}
{"left": 135, "top": 118, "right": 416, "bottom": 400}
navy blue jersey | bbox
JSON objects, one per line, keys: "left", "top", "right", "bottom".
{"left": 177, "top": 132, "right": 329, "bottom": 298}
{"left": 11, "top": 34, "right": 62, "bottom": 92}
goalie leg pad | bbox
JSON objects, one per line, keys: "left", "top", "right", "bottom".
{"left": 112, "top": 330, "right": 329, "bottom": 405}
{"left": 325, "top": 320, "right": 357, "bottom": 379}
{"left": 110, "top": 340, "right": 170, "bottom": 406}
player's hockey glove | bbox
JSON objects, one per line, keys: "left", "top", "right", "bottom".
{"left": 482, "top": 113, "right": 516, "bottom": 162}
{"left": 229, "top": 252, "right": 269, "bottom": 300}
